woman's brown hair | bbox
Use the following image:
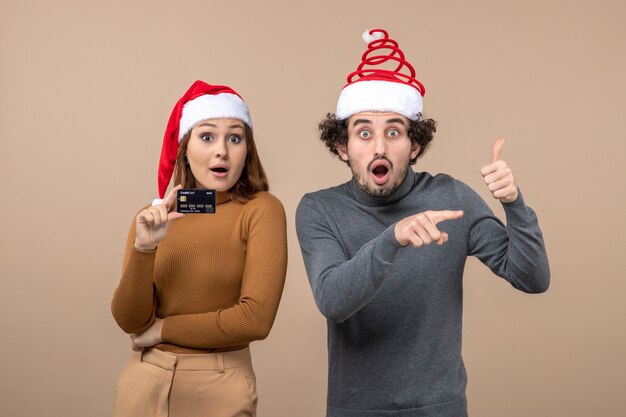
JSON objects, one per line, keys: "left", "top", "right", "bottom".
{"left": 172, "top": 124, "right": 269, "bottom": 203}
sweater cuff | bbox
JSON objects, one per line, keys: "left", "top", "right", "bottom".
{"left": 161, "top": 316, "right": 174, "bottom": 344}
{"left": 126, "top": 245, "right": 157, "bottom": 271}
{"left": 502, "top": 190, "right": 534, "bottom": 225}
{"left": 133, "top": 241, "right": 158, "bottom": 254}
{"left": 375, "top": 224, "right": 403, "bottom": 263}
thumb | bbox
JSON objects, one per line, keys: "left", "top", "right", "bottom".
{"left": 167, "top": 211, "right": 185, "bottom": 222}
{"left": 491, "top": 137, "right": 505, "bottom": 163}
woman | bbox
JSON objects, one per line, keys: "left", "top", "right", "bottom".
{"left": 111, "top": 80, "right": 287, "bottom": 417}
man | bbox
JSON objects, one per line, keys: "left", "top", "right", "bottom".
{"left": 295, "top": 29, "right": 549, "bottom": 417}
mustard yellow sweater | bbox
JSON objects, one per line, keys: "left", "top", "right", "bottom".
{"left": 112, "top": 191, "right": 287, "bottom": 353}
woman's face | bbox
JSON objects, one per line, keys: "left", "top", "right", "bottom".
{"left": 186, "top": 118, "right": 248, "bottom": 192}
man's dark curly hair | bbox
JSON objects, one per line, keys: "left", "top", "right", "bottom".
{"left": 318, "top": 113, "right": 437, "bottom": 165}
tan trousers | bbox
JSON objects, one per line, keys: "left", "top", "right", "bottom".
{"left": 113, "top": 347, "right": 257, "bottom": 417}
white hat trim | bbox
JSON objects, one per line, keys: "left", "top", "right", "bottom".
{"left": 336, "top": 80, "right": 423, "bottom": 120}
{"left": 179, "top": 93, "right": 252, "bottom": 141}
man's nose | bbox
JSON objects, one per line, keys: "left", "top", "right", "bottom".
{"left": 373, "top": 134, "right": 386, "bottom": 155}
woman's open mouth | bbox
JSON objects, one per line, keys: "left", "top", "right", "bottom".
{"left": 210, "top": 166, "right": 229, "bottom": 178}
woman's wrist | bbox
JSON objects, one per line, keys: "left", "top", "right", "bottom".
{"left": 133, "top": 241, "right": 157, "bottom": 252}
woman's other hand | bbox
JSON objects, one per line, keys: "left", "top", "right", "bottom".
{"left": 130, "top": 318, "right": 165, "bottom": 351}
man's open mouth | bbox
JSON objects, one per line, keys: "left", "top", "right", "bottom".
{"left": 369, "top": 159, "right": 391, "bottom": 185}
{"left": 372, "top": 165, "right": 389, "bottom": 178}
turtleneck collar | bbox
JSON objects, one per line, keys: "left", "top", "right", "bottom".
{"left": 216, "top": 190, "right": 232, "bottom": 205}
{"left": 347, "top": 168, "right": 416, "bottom": 206}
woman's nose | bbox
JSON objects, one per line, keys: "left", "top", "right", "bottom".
{"left": 214, "top": 138, "right": 229, "bottom": 158}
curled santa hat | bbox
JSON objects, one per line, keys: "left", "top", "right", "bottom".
{"left": 156, "top": 80, "right": 252, "bottom": 199}
{"left": 336, "top": 29, "right": 426, "bottom": 120}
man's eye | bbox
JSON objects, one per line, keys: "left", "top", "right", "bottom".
{"left": 388, "top": 129, "right": 399, "bottom": 138}
{"left": 228, "top": 135, "right": 242, "bottom": 143}
{"left": 359, "top": 131, "right": 371, "bottom": 139}
{"left": 200, "top": 134, "right": 213, "bottom": 141}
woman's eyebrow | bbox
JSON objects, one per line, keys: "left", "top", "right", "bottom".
{"left": 196, "top": 122, "right": 217, "bottom": 128}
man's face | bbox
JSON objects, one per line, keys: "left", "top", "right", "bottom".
{"left": 337, "top": 112, "right": 420, "bottom": 198}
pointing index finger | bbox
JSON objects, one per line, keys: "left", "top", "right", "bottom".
{"left": 491, "top": 137, "right": 505, "bottom": 163}
{"left": 430, "top": 210, "right": 464, "bottom": 225}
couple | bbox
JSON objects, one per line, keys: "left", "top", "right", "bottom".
{"left": 111, "top": 29, "right": 549, "bottom": 417}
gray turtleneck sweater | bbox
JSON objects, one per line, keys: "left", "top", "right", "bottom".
{"left": 295, "top": 169, "right": 549, "bottom": 417}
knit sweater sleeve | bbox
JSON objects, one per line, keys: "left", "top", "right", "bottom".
{"left": 295, "top": 194, "right": 402, "bottom": 323}
{"left": 160, "top": 194, "right": 287, "bottom": 348}
{"left": 111, "top": 210, "right": 158, "bottom": 334}
{"left": 459, "top": 182, "right": 550, "bottom": 293}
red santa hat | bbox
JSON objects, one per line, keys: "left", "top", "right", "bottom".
{"left": 156, "top": 80, "right": 252, "bottom": 199}
{"left": 336, "top": 29, "right": 426, "bottom": 120}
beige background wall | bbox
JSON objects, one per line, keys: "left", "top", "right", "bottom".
{"left": 1, "top": 0, "right": 625, "bottom": 416}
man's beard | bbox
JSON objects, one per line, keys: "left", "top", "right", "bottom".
{"left": 350, "top": 155, "right": 410, "bottom": 198}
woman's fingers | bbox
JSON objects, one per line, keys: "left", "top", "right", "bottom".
{"left": 152, "top": 207, "right": 163, "bottom": 227}
{"left": 135, "top": 185, "right": 186, "bottom": 250}
{"left": 163, "top": 184, "right": 183, "bottom": 210}
{"left": 139, "top": 204, "right": 177, "bottom": 229}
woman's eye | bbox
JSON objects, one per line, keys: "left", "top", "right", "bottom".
{"left": 359, "top": 131, "right": 371, "bottom": 139}
{"left": 200, "top": 134, "right": 213, "bottom": 142}
{"left": 228, "top": 135, "right": 242, "bottom": 143}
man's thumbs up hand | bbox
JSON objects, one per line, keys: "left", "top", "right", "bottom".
{"left": 480, "top": 138, "right": 519, "bottom": 203}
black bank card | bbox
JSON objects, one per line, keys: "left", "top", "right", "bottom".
{"left": 177, "top": 189, "right": 216, "bottom": 213}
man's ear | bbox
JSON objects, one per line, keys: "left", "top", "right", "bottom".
{"left": 336, "top": 145, "right": 349, "bottom": 162}
{"left": 410, "top": 143, "right": 421, "bottom": 160}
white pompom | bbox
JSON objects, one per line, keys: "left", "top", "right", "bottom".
{"left": 362, "top": 29, "right": 384, "bottom": 44}
{"left": 152, "top": 198, "right": 164, "bottom": 207}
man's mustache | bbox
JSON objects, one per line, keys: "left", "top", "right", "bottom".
{"left": 367, "top": 155, "right": 393, "bottom": 171}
